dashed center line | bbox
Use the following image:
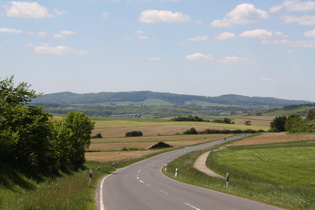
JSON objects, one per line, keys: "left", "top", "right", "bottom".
{"left": 159, "top": 190, "right": 169, "bottom": 195}
{"left": 185, "top": 203, "right": 200, "bottom": 210}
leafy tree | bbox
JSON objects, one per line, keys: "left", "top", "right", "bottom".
{"left": 0, "top": 76, "right": 39, "bottom": 106}
{"left": 54, "top": 112, "right": 95, "bottom": 168}
{"left": 183, "top": 127, "right": 198, "bottom": 135}
{"left": 284, "top": 114, "right": 302, "bottom": 132}
{"left": 306, "top": 109, "right": 315, "bottom": 120}
{"left": 125, "top": 130, "right": 143, "bottom": 137}
{"left": 0, "top": 76, "right": 56, "bottom": 172}
{"left": 244, "top": 120, "right": 251, "bottom": 126}
{"left": 270, "top": 116, "right": 287, "bottom": 132}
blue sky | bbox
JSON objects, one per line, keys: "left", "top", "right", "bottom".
{"left": 1, "top": 0, "right": 315, "bottom": 101}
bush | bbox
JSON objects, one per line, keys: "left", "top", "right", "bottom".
{"left": 183, "top": 127, "right": 198, "bottom": 135}
{"left": 125, "top": 130, "right": 143, "bottom": 137}
{"left": 91, "top": 133, "right": 103, "bottom": 138}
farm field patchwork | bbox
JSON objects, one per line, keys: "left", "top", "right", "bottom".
{"left": 86, "top": 134, "right": 231, "bottom": 162}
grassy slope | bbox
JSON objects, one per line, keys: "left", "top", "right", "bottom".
{"left": 0, "top": 161, "right": 107, "bottom": 210}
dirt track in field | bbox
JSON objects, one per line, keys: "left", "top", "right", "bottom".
{"left": 229, "top": 132, "right": 315, "bottom": 146}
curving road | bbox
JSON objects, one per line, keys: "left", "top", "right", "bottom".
{"left": 98, "top": 135, "right": 283, "bottom": 210}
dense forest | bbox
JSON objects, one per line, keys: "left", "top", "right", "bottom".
{"left": 0, "top": 76, "right": 94, "bottom": 173}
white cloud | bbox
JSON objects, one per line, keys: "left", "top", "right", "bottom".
{"left": 5, "top": 1, "right": 53, "bottom": 18}
{"left": 54, "top": 30, "right": 75, "bottom": 38}
{"left": 136, "top": 30, "right": 144, "bottom": 34}
{"left": 289, "top": 40, "right": 315, "bottom": 48}
{"left": 260, "top": 77, "right": 274, "bottom": 82}
{"left": 27, "top": 31, "right": 47, "bottom": 36}
{"left": 262, "top": 39, "right": 315, "bottom": 48}
{"left": 281, "top": 15, "right": 315, "bottom": 25}
{"left": 54, "top": 9, "right": 67, "bottom": 16}
{"left": 211, "top": 3, "right": 268, "bottom": 27}
{"left": 188, "top": 36, "right": 210, "bottom": 41}
{"left": 101, "top": 12, "right": 110, "bottom": 18}
{"left": 0, "top": 27, "right": 22, "bottom": 33}
{"left": 139, "top": 10, "right": 191, "bottom": 23}
{"left": 138, "top": 35, "right": 149, "bottom": 40}
{"left": 274, "top": 31, "right": 288, "bottom": 38}
{"left": 185, "top": 53, "right": 214, "bottom": 61}
{"left": 219, "top": 56, "right": 255, "bottom": 64}
{"left": 269, "top": 5, "right": 283, "bottom": 13}
{"left": 28, "top": 43, "right": 87, "bottom": 55}
{"left": 240, "top": 29, "right": 272, "bottom": 39}
{"left": 149, "top": 57, "right": 161, "bottom": 61}
{"left": 304, "top": 29, "right": 315, "bottom": 37}
{"left": 214, "top": 32, "right": 236, "bottom": 40}
{"left": 270, "top": 0, "right": 315, "bottom": 13}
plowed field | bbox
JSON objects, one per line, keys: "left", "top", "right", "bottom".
{"left": 229, "top": 132, "right": 315, "bottom": 146}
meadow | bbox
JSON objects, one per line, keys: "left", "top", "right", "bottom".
{"left": 164, "top": 134, "right": 315, "bottom": 210}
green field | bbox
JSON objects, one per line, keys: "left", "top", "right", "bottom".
{"left": 164, "top": 140, "right": 315, "bottom": 209}
{"left": 211, "top": 141, "right": 315, "bottom": 188}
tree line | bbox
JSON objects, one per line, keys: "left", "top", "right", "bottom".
{"left": 270, "top": 110, "right": 315, "bottom": 133}
{"left": 0, "top": 76, "right": 94, "bottom": 173}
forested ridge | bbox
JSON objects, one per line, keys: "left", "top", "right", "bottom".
{"left": 31, "top": 91, "right": 311, "bottom": 107}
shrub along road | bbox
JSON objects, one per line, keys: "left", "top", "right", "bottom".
{"left": 97, "top": 134, "right": 283, "bottom": 210}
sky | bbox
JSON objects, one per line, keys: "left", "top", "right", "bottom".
{"left": 1, "top": 0, "right": 315, "bottom": 102}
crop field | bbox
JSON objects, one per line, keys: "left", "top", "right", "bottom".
{"left": 92, "top": 118, "right": 269, "bottom": 138}
{"left": 209, "top": 140, "right": 315, "bottom": 209}
{"left": 229, "top": 132, "right": 315, "bottom": 146}
{"left": 85, "top": 134, "right": 231, "bottom": 162}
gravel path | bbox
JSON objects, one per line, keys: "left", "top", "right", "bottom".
{"left": 193, "top": 149, "right": 225, "bottom": 179}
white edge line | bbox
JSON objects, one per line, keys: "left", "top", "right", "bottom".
{"left": 100, "top": 174, "right": 111, "bottom": 210}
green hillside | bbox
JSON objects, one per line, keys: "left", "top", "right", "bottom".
{"left": 32, "top": 91, "right": 311, "bottom": 107}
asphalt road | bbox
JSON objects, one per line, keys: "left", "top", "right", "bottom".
{"left": 98, "top": 134, "right": 283, "bottom": 210}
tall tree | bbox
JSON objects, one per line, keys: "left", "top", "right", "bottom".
{"left": 270, "top": 116, "right": 287, "bottom": 132}
{"left": 55, "top": 112, "right": 95, "bottom": 168}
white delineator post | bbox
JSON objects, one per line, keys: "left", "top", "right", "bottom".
{"left": 175, "top": 168, "right": 178, "bottom": 177}
{"left": 89, "top": 169, "right": 93, "bottom": 187}
{"left": 165, "top": 163, "right": 167, "bottom": 171}
{"left": 226, "top": 172, "right": 230, "bottom": 188}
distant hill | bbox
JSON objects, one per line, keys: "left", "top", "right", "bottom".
{"left": 31, "top": 91, "right": 311, "bottom": 108}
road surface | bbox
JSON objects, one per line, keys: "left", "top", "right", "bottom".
{"left": 98, "top": 134, "right": 283, "bottom": 210}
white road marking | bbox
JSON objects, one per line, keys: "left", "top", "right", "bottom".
{"left": 100, "top": 174, "right": 114, "bottom": 210}
{"left": 137, "top": 176, "right": 139, "bottom": 180}
{"left": 139, "top": 180, "right": 144, "bottom": 183}
{"left": 159, "top": 190, "right": 169, "bottom": 195}
{"left": 185, "top": 203, "right": 200, "bottom": 210}
{"left": 146, "top": 184, "right": 151, "bottom": 187}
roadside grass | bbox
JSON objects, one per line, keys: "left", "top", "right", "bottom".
{"left": 163, "top": 140, "right": 315, "bottom": 210}
{"left": 0, "top": 161, "right": 113, "bottom": 210}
